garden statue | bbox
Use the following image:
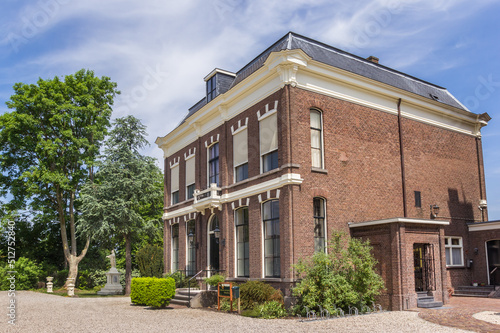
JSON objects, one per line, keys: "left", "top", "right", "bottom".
{"left": 106, "top": 249, "right": 116, "bottom": 268}
{"left": 97, "top": 249, "right": 123, "bottom": 295}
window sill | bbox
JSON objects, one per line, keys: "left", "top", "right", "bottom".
{"left": 446, "top": 265, "right": 466, "bottom": 269}
{"left": 311, "top": 167, "right": 328, "bottom": 174}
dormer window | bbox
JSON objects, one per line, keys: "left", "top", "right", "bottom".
{"left": 207, "top": 75, "right": 217, "bottom": 103}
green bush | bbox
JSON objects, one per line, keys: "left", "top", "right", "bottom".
{"left": 136, "top": 244, "right": 163, "bottom": 278}
{"left": 77, "top": 270, "right": 94, "bottom": 290}
{"left": 239, "top": 281, "right": 283, "bottom": 310}
{"left": 54, "top": 269, "right": 69, "bottom": 287}
{"left": 0, "top": 257, "right": 43, "bottom": 290}
{"left": 203, "top": 274, "right": 225, "bottom": 288}
{"left": 258, "top": 300, "right": 287, "bottom": 319}
{"left": 131, "top": 277, "right": 175, "bottom": 308}
{"left": 292, "top": 231, "right": 385, "bottom": 316}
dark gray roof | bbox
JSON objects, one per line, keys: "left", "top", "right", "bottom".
{"left": 178, "top": 32, "right": 467, "bottom": 128}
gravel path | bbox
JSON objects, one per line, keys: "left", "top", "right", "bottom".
{"left": 1, "top": 291, "right": 471, "bottom": 333}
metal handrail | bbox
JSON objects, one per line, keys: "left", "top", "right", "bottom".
{"left": 187, "top": 269, "right": 225, "bottom": 308}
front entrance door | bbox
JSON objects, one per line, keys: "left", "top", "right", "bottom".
{"left": 208, "top": 215, "right": 220, "bottom": 272}
{"left": 413, "top": 244, "right": 435, "bottom": 292}
{"left": 487, "top": 240, "right": 500, "bottom": 285}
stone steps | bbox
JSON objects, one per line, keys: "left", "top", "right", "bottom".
{"left": 453, "top": 286, "right": 495, "bottom": 298}
{"left": 170, "top": 288, "right": 201, "bottom": 307}
{"left": 417, "top": 292, "right": 443, "bottom": 308}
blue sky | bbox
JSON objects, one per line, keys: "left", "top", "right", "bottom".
{"left": 1, "top": 0, "right": 499, "bottom": 219}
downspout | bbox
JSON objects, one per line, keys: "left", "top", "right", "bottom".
{"left": 475, "top": 136, "right": 485, "bottom": 222}
{"left": 397, "top": 98, "right": 406, "bottom": 309}
{"left": 397, "top": 98, "right": 408, "bottom": 218}
{"left": 286, "top": 85, "right": 295, "bottom": 278}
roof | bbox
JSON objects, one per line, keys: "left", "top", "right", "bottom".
{"left": 176, "top": 32, "right": 468, "bottom": 129}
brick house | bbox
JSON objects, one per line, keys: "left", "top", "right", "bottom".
{"left": 155, "top": 32, "right": 497, "bottom": 310}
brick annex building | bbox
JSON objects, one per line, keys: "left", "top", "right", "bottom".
{"left": 155, "top": 32, "right": 498, "bottom": 310}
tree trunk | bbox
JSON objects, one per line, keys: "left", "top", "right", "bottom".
{"left": 125, "top": 233, "right": 132, "bottom": 295}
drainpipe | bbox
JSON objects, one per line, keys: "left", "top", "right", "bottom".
{"left": 397, "top": 98, "right": 408, "bottom": 218}
{"left": 475, "top": 136, "right": 485, "bottom": 222}
{"left": 286, "top": 85, "right": 295, "bottom": 279}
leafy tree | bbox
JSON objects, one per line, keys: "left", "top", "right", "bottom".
{"left": 78, "top": 116, "right": 163, "bottom": 295}
{"left": 0, "top": 257, "right": 43, "bottom": 290}
{"left": 292, "top": 231, "right": 385, "bottom": 316}
{"left": 136, "top": 244, "right": 164, "bottom": 278}
{"left": 0, "top": 70, "right": 119, "bottom": 285}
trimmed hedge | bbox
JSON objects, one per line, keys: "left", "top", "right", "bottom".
{"left": 130, "top": 277, "right": 175, "bottom": 308}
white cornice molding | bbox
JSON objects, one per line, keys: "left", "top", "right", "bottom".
{"left": 162, "top": 173, "right": 304, "bottom": 220}
{"left": 468, "top": 221, "right": 500, "bottom": 232}
{"left": 156, "top": 48, "right": 488, "bottom": 158}
{"left": 348, "top": 217, "right": 450, "bottom": 228}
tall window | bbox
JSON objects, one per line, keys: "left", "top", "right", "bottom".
{"left": 313, "top": 198, "right": 326, "bottom": 253}
{"left": 171, "top": 164, "right": 179, "bottom": 205}
{"left": 208, "top": 143, "right": 219, "bottom": 186}
{"left": 445, "top": 237, "right": 463, "bottom": 266}
{"left": 233, "top": 128, "right": 248, "bottom": 182}
{"left": 235, "top": 207, "right": 249, "bottom": 277}
{"left": 260, "top": 112, "right": 278, "bottom": 173}
{"left": 310, "top": 109, "right": 323, "bottom": 168}
{"left": 186, "top": 156, "right": 195, "bottom": 200}
{"left": 263, "top": 200, "right": 280, "bottom": 277}
{"left": 207, "top": 75, "right": 217, "bottom": 102}
{"left": 186, "top": 220, "right": 196, "bottom": 275}
{"left": 171, "top": 224, "right": 179, "bottom": 272}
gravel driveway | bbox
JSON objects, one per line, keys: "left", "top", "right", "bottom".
{"left": 1, "top": 291, "right": 471, "bottom": 333}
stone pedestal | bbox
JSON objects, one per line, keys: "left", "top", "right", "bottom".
{"left": 97, "top": 267, "right": 123, "bottom": 295}
{"left": 67, "top": 283, "right": 75, "bottom": 296}
{"left": 46, "top": 277, "right": 53, "bottom": 293}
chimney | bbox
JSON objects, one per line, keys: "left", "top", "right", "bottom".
{"left": 367, "top": 56, "right": 379, "bottom": 64}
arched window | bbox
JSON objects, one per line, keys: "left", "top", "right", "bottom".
{"left": 313, "top": 198, "right": 326, "bottom": 253}
{"left": 235, "top": 207, "right": 249, "bottom": 277}
{"left": 171, "top": 224, "right": 179, "bottom": 272}
{"left": 310, "top": 109, "right": 323, "bottom": 168}
{"left": 207, "top": 215, "right": 220, "bottom": 272}
{"left": 186, "top": 220, "right": 196, "bottom": 275}
{"left": 263, "top": 200, "right": 280, "bottom": 277}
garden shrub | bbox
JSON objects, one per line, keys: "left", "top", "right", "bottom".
{"left": 77, "top": 270, "right": 94, "bottom": 290}
{"left": 136, "top": 244, "right": 163, "bottom": 278}
{"left": 203, "top": 274, "right": 225, "bottom": 288}
{"left": 239, "top": 280, "right": 283, "bottom": 310}
{"left": 0, "top": 257, "right": 43, "bottom": 290}
{"left": 130, "top": 277, "right": 175, "bottom": 308}
{"left": 258, "top": 300, "right": 287, "bottom": 319}
{"left": 54, "top": 269, "right": 69, "bottom": 287}
{"left": 292, "top": 231, "right": 385, "bottom": 316}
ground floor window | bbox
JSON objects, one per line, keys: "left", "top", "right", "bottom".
{"left": 235, "top": 207, "right": 249, "bottom": 277}
{"left": 314, "top": 197, "right": 326, "bottom": 253}
{"left": 445, "top": 236, "right": 463, "bottom": 266}
{"left": 186, "top": 220, "right": 196, "bottom": 275}
{"left": 263, "top": 199, "right": 280, "bottom": 277}
{"left": 172, "top": 224, "right": 179, "bottom": 272}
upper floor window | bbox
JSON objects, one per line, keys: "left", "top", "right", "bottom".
{"left": 171, "top": 224, "right": 179, "bottom": 272}
{"left": 208, "top": 143, "right": 219, "bottom": 186}
{"left": 310, "top": 109, "right": 323, "bottom": 168}
{"left": 235, "top": 207, "right": 249, "bottom": 277}
{"left": 260, "top": 112, "right": 278, "bottom": 173}
{"left": 233, "top": 128, "right": 248, "bottom": 182}
{"left": 186, "top": 156, "right": 195, "bottom": 200}
{"left": 313, "top": 198, "right": 326, "bottom": 253}
{"left": 171, "top": 164, "right": 179, "bottom": 205}
{"left": 207, "top": 75, "right": 217, "bottom": 103}
{"left": 445, "top": 237, "right": 463, "bottom": 266}
{"left": 263, "top": 199, "right": 280, "bottom": 278}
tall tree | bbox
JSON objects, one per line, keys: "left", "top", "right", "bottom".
{"left": 0, "top": 69, "right": 119, "bottom": 285}
{"left": 78, "top": 116, "right": 163, "bottom": 295}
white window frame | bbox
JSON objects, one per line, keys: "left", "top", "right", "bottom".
{"left": 185, "top": 220, "right": 196, "bottom": 276}
{"left": 310, "top": 108, "right": 324, "bottom": 169}
{"left": 261, "top": 199, "right": 280, "bottom": 278}
{"left": 445, "top": 236, "right": 464, "bottom": 267}
{"left": 234, "top": 206, "right": 250, "bottom": 277}
{"left": 313, "top": 197, "right": 327, "bottom": 253}
{"left": 207, "top": 142, "right": 220, "bottom": 187}
{"left": 171, "top": 224, "right": 179, "bottom": 272}
{"left": 258, "top": 109, "right": 278, "bottom": 174}
{"left": 232, "top": 125, "right": 248, "bottom": 183}
{"left": 185, "top": 154, "right": 196, "bottom": 201}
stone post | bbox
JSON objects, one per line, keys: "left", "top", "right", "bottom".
{"left": 46, "top": 276, "right": 53, "bottom": 293}
{"left": 67, "top": 278, "right": 75, "bottom": 297}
